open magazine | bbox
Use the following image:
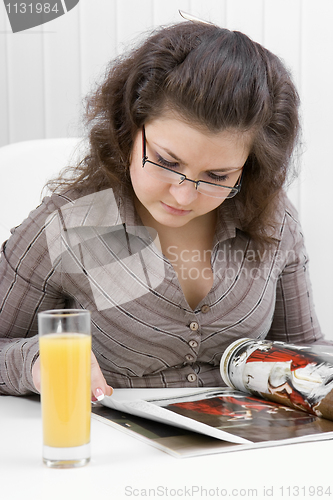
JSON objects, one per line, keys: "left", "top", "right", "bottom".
{"left": 92, "top": 339, "right": 333, "bottom": 458}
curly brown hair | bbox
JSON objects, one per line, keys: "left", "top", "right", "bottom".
{"left": 50, "top": 21, "right": 300, "bottom": 247}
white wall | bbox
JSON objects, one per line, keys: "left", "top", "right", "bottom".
{"left": 0, "top": 0, "right": 332, "bottom": 338}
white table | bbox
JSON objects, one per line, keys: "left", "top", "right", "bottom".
{"left": 1, "top": 395, "right": 332, "bottom": 500}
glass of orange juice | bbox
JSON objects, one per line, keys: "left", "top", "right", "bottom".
{"left": 38, "top": 309, "right": 91, "bottom": 468}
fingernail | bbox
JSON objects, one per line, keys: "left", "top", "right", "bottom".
{"left": 94, "top": 388, "right": 105, "bottom": 402}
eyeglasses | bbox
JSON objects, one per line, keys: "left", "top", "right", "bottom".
{"left": 142, "top": 126, "right": 244, "bottom": 200}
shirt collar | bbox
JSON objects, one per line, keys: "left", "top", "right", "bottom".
{"left": 55, "top": 187, "right": 149, "bottom": 238}
{"left": 214, "top": 198, "right": 242, "bottom": 245}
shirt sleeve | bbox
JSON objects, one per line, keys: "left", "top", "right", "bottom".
{"left": 0, "top": 195, "right": 68, "bottom": 395}
{"left": 266, "top": 207, "right": 327, "bottom": 346}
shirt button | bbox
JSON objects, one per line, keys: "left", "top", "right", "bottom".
{"left": 187, "top": 373, "right": 197, "bottom": 383}
{"left": 188, "top": 340, "right": 198, "bottom": 348}
{"left": 189, "top": 321, "right": 199, "bottom": 331}
{"left": 201, "top": 304, "right": 210, "bottom": 314}
{"left": 185, "top": 354, "right": 194, "bottom": 362}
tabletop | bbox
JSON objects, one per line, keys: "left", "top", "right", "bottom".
{"left": 1, "top": 394, "right": 332, "bottom": 500}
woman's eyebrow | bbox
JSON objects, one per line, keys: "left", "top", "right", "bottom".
{"left": 208, "top": 166, "right": 243, "bottom": 173}
{"left": 155, "top": 144, "right": 185, "bottom": 164}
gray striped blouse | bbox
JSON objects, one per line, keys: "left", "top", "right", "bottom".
{"left": 0, "top": 188, "right": 324, "bottom": 395}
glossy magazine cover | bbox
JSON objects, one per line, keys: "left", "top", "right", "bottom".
{"left": 221, "top": 338, "right": 333, "bottom": 420}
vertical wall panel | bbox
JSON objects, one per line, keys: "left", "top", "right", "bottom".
{"left": 43, "top": 7, "right": 81, "bottom": 138}
{"left": 7, "top": 27, "right": 45, "bottom": 142}
{"left": 0, "top": 7, "right": 9, "bottom": 146}
{"left": 189, "top": 0, "right": 226, "bottom": 25}
{"left": 263, "top": 0, "right": 303, "bottom": 213}
{"left": 263, "top": 0, "right": 302, "bottom": 85}
{"left": 79, "top": 1, "right": 117, "bottom": 110}
{"left": 153, "top": 0, "right": 190, "bottom": 26}
{"left": 225, "top": 0, "right": 264, "bottom": 43}
{"left": 299, "top": 0, "right": 333, "bottom": 338}
{"left": 116, "top": 0, "right": 154, "bottom": 54}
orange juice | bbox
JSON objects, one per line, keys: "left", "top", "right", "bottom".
{"left": 40, "top": 333, "right": 91, "bottom": 448}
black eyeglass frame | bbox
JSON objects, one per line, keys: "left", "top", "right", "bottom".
{"left": 141, "top": 126, "right": 244, "bottom": 199}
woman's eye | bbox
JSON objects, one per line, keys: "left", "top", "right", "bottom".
{"left": 207, "top": 172, "right": 229, "bottom": 183}
{"left": 156, "top": 154, "right": 179, "bottom": 169}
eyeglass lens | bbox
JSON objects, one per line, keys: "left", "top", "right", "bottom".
{"left": 143, "top": 160, "right": 239, "bottom": 199}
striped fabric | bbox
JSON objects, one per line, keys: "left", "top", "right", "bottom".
{"left": 0, "top": 188, "right": 324, "bottom": 395}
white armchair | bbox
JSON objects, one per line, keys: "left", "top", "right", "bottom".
{"left": 0, "top": 137, "right": 84, "bottom": 245}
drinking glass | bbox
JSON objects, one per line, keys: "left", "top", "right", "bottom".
{"left": 38, "top": 309, "right": 91, "bottom": 468}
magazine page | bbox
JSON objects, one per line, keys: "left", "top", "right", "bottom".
{"left": 91, "top": 403, "right": 244, "bottom": 458}
{"left": 102, "top": 388, "right": 250, "bottom": 444}
{"left": 221, "top": 338, "right": 333, "bottom": 420}
{"left": 101, "top": 387, "right": 333, "bottom": 448}
{"left": 146, "top": 388, "right": 333, "bottom": 444}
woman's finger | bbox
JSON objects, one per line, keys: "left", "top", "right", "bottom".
{"left": 90, "top": 351, "right": 113, "bottom": 401}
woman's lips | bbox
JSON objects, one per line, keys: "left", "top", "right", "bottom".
{"left": 161, "top": 202, "right": 191, "bottom": 216}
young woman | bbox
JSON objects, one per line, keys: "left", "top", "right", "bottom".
{"left": 0, "top": 20, "right": 326, "bottom": 398}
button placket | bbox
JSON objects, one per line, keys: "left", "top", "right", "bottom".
{"left": 184, "top": 320, "right": 200, "bottom": 375}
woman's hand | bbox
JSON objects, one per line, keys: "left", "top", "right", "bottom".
{"left": 32, "top": 351, "right": 113, "bottom": 401}
{"left": 90, "top": 351, "right": 113, "bottom": 401}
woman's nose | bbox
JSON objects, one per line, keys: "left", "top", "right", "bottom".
{"left": 169, "top": 179, "right": 199, "bottom": 206}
